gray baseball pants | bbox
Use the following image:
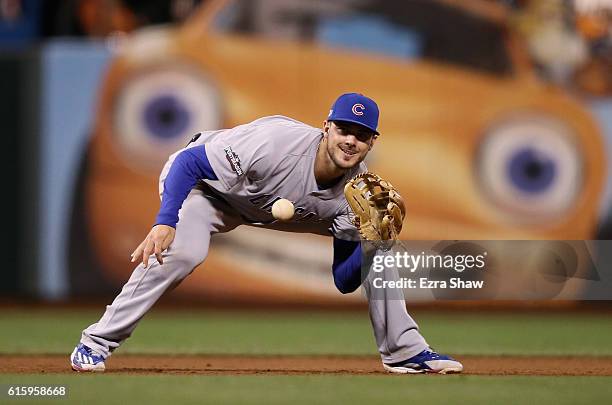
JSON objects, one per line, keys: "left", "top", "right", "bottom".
{"left": 80, "top": 189, "right": 428, "bottom": 363}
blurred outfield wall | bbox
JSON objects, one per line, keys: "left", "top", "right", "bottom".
{"left": 3, "top": 0, "right": 612, "bottom": 304}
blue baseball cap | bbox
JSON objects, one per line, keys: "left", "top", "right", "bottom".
{"left": 328, "top": 93, "right": 379, "bottom": 134}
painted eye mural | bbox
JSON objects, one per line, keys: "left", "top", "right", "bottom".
{"left": 69, "top": 0, "right": 607, "bottom": 303}
{"left": 112, "top": 65, "right": 222, "bottom": 172}
{"left": 478, "top": 117, "right": 582, "bottom": 222}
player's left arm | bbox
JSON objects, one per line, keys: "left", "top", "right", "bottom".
{"left": 332, "top": 238, "right": 362, "bottom": 294}
{"left": 331, "top": 201, "right": 376, "bottom": 294}
{"left": 332, "top": 170, "right": 407, "bottom": 292}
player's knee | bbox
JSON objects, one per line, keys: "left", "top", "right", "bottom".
{"left": 166, "top": 248, "right": 207, "bottom": 277}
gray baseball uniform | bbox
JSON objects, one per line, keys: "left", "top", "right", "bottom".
{"left": 80, "top": 116, "right": 428, "bottom": 363}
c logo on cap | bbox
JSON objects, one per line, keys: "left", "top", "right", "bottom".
{"left": 352, "top": 103, "right": 365, "bottom": 116}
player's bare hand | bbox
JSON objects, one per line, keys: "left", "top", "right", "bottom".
{"left": 130, "top": 225, "right": 176, "bottom": 267}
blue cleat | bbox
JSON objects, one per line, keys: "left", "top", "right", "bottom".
{"left": 70, "top": 343, "right": 106, "bottom": 372}
{"left": 383, "top": 349, "right": 463, "bottom": 374}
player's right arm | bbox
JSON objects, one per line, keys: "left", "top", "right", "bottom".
{"left": 132, "top": 120, "right": 278, "bottom": 267}
{"left": 131, "top": 144, "right": 217, "bottom": 267}
{"left": 130, "top": 225, "right": 176, "bottom": 268}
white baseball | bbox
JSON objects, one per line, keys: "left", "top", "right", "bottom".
{"left": 272, "top": 199, "right": 295, "bottom": 221}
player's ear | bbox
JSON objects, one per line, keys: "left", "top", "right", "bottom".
{"left": 369, "top": 135, "right": 378, "bottom": 150}
{"left": 323, "top": 120, "right": 331, "bottom": 137}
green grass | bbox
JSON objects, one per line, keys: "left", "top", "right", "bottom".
{"left": 0, "top": 374, "right": 611, "bottom": 405}
{"left": 2, "top": 308, "right": 612, "bottom": 404}
{"left": 1, "top": 309, "right": 612, "bottom": 356}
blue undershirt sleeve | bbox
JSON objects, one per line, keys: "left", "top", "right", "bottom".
{"left": 332, "top": 238, "right": 363, "bottom": 294}
{"left": 154, "top": 145, "right": 218, "bottom": 228}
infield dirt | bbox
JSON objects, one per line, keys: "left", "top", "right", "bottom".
{"left": 2, "top": 355, "right": 612, "bottom": 376}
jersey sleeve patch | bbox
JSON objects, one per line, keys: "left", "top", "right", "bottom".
{"left": 224, "top": 146, "right": 244, "bottom": 176}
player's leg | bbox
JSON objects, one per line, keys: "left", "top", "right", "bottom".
{"left": 363, "top": 253, "right": 463, "bottom": 374}
{"left": 363, "top": 262, "right": 429, "bottom": 363}
{"left": 74, "top": 189, "right": 237, "bottom": 363}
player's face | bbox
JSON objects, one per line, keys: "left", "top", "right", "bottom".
{"left": 324, "top": 121, "right": 377, "bottom": 169}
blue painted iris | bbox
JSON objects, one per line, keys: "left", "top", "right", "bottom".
{"left": 143, "top": 94, "right": 190, "bottom": 140}
{"left": 507, "top": 148, "right": 556, "bottom": 193}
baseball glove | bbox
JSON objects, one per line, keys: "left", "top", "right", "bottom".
{"left": 344, "top": 172, "right": 406, "bottom": 245}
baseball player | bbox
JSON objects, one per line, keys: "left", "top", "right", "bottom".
{"left": 70, "top": 93, "right": 463, "bottom": 374}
